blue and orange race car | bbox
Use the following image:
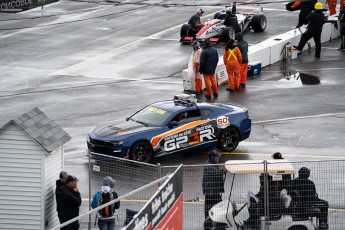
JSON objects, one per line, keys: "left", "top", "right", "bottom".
{"left": 87, "top": 94, "right": 251, "bottom": 163}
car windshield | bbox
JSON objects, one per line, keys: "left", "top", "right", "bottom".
{"left": 130, "top": 106, "right": 173, "bottom": 127}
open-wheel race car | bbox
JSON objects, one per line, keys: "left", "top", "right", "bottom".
{"left": 180, "top": 4, "right": 267, "bottom": 44}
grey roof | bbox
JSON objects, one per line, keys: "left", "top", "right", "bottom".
{"left": 10, "top": 107, "right": 72, "bottom": 153}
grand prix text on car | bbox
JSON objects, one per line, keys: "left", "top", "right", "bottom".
{"left": 87, "top": 94, "right": 251, "bottom": 163}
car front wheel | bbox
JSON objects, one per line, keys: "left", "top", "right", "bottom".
{"left": 217, "top": 127, "right": 240, "bottom": 152}
{"left": 129, "top": 142, "right": 153, "bottom": 163}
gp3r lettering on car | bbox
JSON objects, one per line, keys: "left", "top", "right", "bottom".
{"left": 163, "top": 125, "right": 215, "bottom": 152}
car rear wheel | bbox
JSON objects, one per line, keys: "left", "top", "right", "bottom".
{"left": 217, "top": 127, "right": 240, "bottom": 152}
{"left": 129, "top": 142, "right": 153, "bottom": 163}
{"left": 251, "top": 14, "right": 267, "bottom": 32}
{"left": 180, "top": 24, "right": 193, "bottom": 38}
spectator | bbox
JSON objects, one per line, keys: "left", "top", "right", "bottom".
{"left": 271, "top": 152, "right": 292, "bottom": 192}
{"left": 223, "top": 39, "right": 242, "bottom": 92}
{"left": 202, "top": 149, "right": 225, "bottom": 220}
{"left": 293, "top": 167, "right": 329, "bottom": 229}
{"left": 191, "top": 40, "right": 203, "bottom": 95}
{"left": 290, "top": 0, "right": 317, "bottom": 27}
{"left": 271, "top": 152, "right": 284, "bottom": 159}
{"left": 339, "top": 1, "right": 345, "bottom": 50}
{"left": 199, "top": 38, "right": 219, "bottom": 99}
{"left": 292, "top": 2, "right": 326, "bottom": 58}
{"left": 57, "top": 175, "right": 82, "bottom": 230}
{"left": 235, "top": 33, "right": 249, "bottom": 88}
{"left": 56, "top": 171, "right": 69, "bottom": 223}
{"left": 188, "top": 9, "right": 204, "bottom": 29}
{"left": 91, "top": 176, "right": 120, "bottom": 230}
{"left": 223, "top": 10, "right": 241, "bottom": 34}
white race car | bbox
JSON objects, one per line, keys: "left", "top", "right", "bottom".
{"left": 180, "top": 5, "right": 267, "bottom": 44}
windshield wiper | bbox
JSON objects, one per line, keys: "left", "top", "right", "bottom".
{"left": 135, "top": 120, "right": 149, "bottom": 127}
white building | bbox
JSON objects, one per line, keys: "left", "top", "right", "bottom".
{"left": 0, "top": 107, "right": 71, "bottom": 230}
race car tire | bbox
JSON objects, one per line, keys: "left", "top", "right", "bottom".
{"left": 217, "top": 127, "right": 240, "bottom": 152}
{"left": 220, "top": 27, "right": 235, "bottom": 44}
{"left": 250, "top": 14, "right": 267, "bottom": 32}
{"left": 180, "top": 24, "right": 193, "bottom": 38}
{"left": 129, "top": 141, "right": 153, "bottom": 163}
{"left": 214, "top": 12, "right": 221, "bottom": 19}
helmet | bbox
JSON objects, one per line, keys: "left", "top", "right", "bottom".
{"left": 298, "top": 167, "right": 310, "bottom": 179}
{"left": 272, "top": 152, "right": 284, "bottom": 159}
{"left": 209, "top": 149, "right": 221, "bottom": 163}
{"left": 314, "top": 2, "right": 323, "bottom": 10}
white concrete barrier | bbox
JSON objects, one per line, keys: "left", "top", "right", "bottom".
{"left": 182, "top": 18, "right": 340, "bottom": 90}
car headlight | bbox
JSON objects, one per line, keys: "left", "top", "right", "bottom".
{"left": 110, "top": 141, "right": 124, "bottom": 147}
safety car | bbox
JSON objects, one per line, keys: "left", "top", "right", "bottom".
{"left": 180, "top": 5, "right": 267, "bottom": 44}
{"left": 86, "top": 94, "right": 251, "bottom": 163}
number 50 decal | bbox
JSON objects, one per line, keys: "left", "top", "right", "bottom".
{"left": 217, "top": 116, "right": 230, "bottom": 128}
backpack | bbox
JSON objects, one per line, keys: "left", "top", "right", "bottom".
{"left": 98, "top": 191, "right": 114, "bottom": 218}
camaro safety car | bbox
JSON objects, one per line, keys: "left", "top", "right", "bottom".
{"left": 180, "top": 5, "right": 267, "bottom": 44}
{"left": 87, "top": 94, "right": 251, "bottom": 163}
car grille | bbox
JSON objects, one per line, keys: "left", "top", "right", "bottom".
{"left": 87, "top": 138, "right": 123, "bottom": 157}
{"left": 89, "top": 137, "right": 114, "bottom": 147}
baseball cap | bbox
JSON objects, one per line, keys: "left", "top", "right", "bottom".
{"left": 66, "top": 175, "right": 79, "bottom": 183}
{"left": 197, "top": 9, "right": 204, "bottom": 14}
{"left": 59, "top": 171, "right": 68, "bottom": 179}
{"left": 272, "top": 152, "right": 284, "bottom": 159}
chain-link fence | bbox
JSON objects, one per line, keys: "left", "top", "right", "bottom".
{"left": 51, "top": 155, "right": 345, "bottom": 230}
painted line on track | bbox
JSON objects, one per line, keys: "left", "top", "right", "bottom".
{"left": 262, "top": 67, "right": 345, "bottom": 73}
{"left": 220, "top": 152, "right": 345, "bottom": 159}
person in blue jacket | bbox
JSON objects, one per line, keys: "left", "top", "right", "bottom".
{"left": 91, "top": 176, "right": 120, "bottom": 230}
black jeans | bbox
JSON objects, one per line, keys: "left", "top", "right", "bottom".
{"left": 297, "top": 29, "right": 322, "bottom": 58}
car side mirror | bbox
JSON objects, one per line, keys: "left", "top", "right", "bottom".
{"left": 168, "top": 121, "right": 179, "bottom": 128}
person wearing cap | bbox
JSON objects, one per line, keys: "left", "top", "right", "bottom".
{"left": 91, "top": 176, "right": 120, "bottom": 230}
{"left": 191, "top": 40, "right": 203, "bottom": 95}
{"left": 271, "top": 152, "right": 293, "bottom": 192}
{"left": 223, "top": 39, "right": 242, "bottom": 92}
{"left": 235, "top": 33, "right": 248, "bottom": 88}
{"left": 56, "top": 171, "right": 69, "bottom": 223}
{"left": 292, "top": 167, "right": 329, "bottom": 229}
{"left": 292, "top": 2, "right": 326, "bottom": 58}
{"left": 188, "top": 9, "right": 204, "bottom": 29}
{"left": 202, "top": 149, "right": 225, "bottom": 221}
{"left": 199, "top": 38, "right": 219, "bottom": 99}
{"left": 57, "top": 175, "right": 82, "bottom": 230}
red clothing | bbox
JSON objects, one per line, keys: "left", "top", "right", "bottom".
{"left": 240, "top": 63, "right": 248, "bottom": 85}
{"left": 203, "top": 74, "right": 218, "bottom": 97}
{"left": 328, "top": 0, "right": 337, "bottom": 15}
{"left": 223, "top": 47, "right": 242, "bottom": 90}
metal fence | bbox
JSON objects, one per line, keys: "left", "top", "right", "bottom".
{"left": 52, "top": 154, "right": 345, "bottom": 230}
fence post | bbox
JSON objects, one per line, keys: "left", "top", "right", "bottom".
{"left": 263, "top": 160, "right": 269, "bottom": 230}
{"left": 157, "top": 163, "right": 162, "bottom": 186}
{"left": 88, "top": 153, "right": 91, "bottom": 230}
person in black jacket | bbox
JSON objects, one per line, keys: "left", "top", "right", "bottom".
{"left": 292, "top": 2, "right": 326, "bottom": 58}
{"left": 199, "top": 38, "right": 219, "bottom": 99}
{"left": 58, "top": 175, "right": 82, "bottom": 230}
{"left": 293, "top": 167, "right": 329, "bottom": 229}
{"left": 56, "top": 171, "right": 69, "bottom": 223}
{"left": 202, "top": 149, "right": 225, "bottom": 220}
{"left": 224, "top": 10, "right": 241, "bottom": 34}
{"left": 235, "top": 33, "right": 249, "bottom": 88}
{"left": 288, "top": 0, "right": 317, "bottom": 27}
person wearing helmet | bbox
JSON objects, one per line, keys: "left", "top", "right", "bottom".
{"left": 339, "top": 1, "right": 345, "bottom": 50}
{"left": 202, "top": 149, "right": 225, "bottom": 221}
{"left": 188, "top": 9, "right": 204, "bottom": 29}
{"left": 191, "top": 41, "right": 203, "bottom": 94}
{"left": 223, "top": 10, "right": 241, "bottom": 34}
{"left": 199, "top": 38, "right": 219, "bottom": 99}
{"left": 288, "top": 0, "right": 317, "bottom": 27}
{"left": 292, "top": 2, "right": 326, "bottom": 58}
{"left": 292, "top": 167, "right": 329, "bottom": 229}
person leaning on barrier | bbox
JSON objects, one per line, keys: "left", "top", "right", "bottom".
{"left": 292, "top": 167, "right": 329, "bottom": 229}
{"left": 202, "top": 149, "right": 226, "bottom": 220}
{"left": 57, "top": 175, "right": 82, "bottom": 230}
{"left": 56, "top": 171, "right": 69, "bottom": 223}
{"left": 292, "top": 2, "right": 326, "bottom": 58}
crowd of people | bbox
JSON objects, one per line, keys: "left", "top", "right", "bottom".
{"left": 55, "top": 172, "right": 120, "bottom": 230}
{"left": 188, "top": 1, "right": 344, "bottom": 99}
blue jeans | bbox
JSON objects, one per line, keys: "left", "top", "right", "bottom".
{"left": 98, "top": 218, "right": 115, "bottom": 230}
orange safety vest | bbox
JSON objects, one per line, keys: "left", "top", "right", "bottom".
{"left": 227, "top": 48, "right": 238, "bottom": 61}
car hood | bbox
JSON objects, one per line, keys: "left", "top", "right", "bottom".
{"left": 92, "top": 120, "right": 154, "bottom": 138}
